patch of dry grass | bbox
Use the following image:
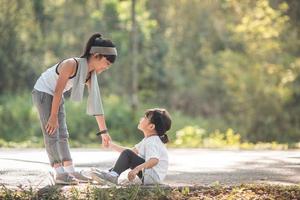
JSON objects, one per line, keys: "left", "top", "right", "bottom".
{"left": 1, "top": 183, "right": 300, "bottom": 200}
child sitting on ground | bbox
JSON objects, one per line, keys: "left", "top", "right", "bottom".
{"left": 91, "top": 108, "right": 172, "bottom": 185}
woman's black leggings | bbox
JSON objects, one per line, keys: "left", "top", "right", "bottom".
{"left": 111, "top": 149, "right": 145, "bottom": 179}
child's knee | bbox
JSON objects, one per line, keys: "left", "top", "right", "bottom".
{"left": 121, "top": 149, "right": 134, "bottom": 155}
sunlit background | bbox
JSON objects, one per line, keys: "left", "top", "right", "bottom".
{"left": 0, "top": 0, "right": 299, "bottom": 149}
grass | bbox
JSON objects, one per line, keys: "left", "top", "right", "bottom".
{"left": 1, "top": 183, "right": 300, "bottom": 200}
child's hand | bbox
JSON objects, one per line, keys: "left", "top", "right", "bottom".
{"left": 46, "top": 115, "right": 58, "bottom": 135}
{"left": 128, "top": 168, "right": 139, "bottom": 181}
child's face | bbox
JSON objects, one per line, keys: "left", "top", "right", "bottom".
{"left": 138, "top": 115, "right": 155, "bottom": 134}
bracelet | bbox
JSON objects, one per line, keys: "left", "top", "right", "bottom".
{"left": 96, "top": 129, "right": 108, "bottom": 136}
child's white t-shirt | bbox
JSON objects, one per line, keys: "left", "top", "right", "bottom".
{"left": 134, "top": 135, "right": 168, "bottom": 181}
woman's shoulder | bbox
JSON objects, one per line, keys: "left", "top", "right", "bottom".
{"left": 56, "top": 58, "right": 78, "bottom": 75}
{"left": 61, "top": 58, "right": 77, "bottom": 67}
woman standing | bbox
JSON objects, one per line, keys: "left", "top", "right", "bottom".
{"left": 32, "top": 33, "right": 117, "bottom": 184}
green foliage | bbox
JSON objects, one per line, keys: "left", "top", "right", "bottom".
{"left": 173, "top": 126, "right": 289, "bottom": 149}
{"left": 0, "top": 92, "right": 295, "bottom": 149}
{"left": 174, "top": 126, "right": 206, "bottom": 148}
{"left": 0, "top": 0, "right": 300, "bottom": 144}
{"left": 174, "top": 126, "right": 241, "bottom": 148}
{"left": 203, "top": 129, "right": 241, "bottom": 148}
{"left": 65, "top": 94, "right": 143, "bottom": 144}
{"left": 0, "top": 92, "right": 143, "bottom": 145}
{"left": 0, "top": 93, "right": 41, "bottom": 142}
{"left": 160, "top": 0, "right": 300, "bottom": 143}
{"left": 0, "top": 0, "right": 43, "bottom": 93}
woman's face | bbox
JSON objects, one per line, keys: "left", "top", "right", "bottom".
{"left": 91, "top": 55, "right": 111, "bottom": 73}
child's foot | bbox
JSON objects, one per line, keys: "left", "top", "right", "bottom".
{"left": 91, "top": 167, "right": 102, "bottom": 174}
{"left": 55, "top": 173, "right": 79, "bottom": 185}
{"left": 70, "top": 171, "right": 93, "bottom": 183}
{"left": 91, "top": 171, "right": 118, "bottom": 185}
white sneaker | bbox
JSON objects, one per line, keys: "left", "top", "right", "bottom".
{"left": 55, "top": 173, "right": 78, "bottom": 185}
{"left": 70, "top": 171, "right": 92, "bottom": 183}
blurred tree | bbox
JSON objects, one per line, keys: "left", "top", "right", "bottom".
{"left": 0, "top": 0, "right": 43, "bottom": 94}
{"left": 0, "top": 0, "right": 300, "bottom": 144}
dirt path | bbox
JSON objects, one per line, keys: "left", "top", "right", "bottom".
{"left": 0, "top": 148, "right": 299, "bottom": 188}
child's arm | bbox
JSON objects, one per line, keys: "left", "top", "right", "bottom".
{"left": 128, "top": 158, "right": 159, "bottom": 181}
{"left": 131, "top": 147, "right": 139, "bottom": 155}
{"left": 109, "top": 142, "right": 139, "bottom": 155}
{"left": 109, "top": 142, "right": 127, "bottom": 152}
{"left": 46, "top": 59, "right": 76, "bottom": 134}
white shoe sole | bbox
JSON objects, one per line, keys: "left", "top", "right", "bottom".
{"left": 55, "top": 180, "right": 79, "bottom": 185}
{"left": 91, "top": 172, "right": 117, "bottom": 186}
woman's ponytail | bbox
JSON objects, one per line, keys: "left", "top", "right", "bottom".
{"left": 80, "top": 33, "right": 102, "bottom": 58}
{"left": 80, "top": 32, "right": 117, "bottom": 63}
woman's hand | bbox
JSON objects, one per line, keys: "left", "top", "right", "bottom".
{"left": 101, "top": 133, "right": 111, "bottom": 148}
{"left": 45, "top": 115, "right": 58, "bottom": 135}
{"left": 128, "top": 168, "right": 140, "bottom": 181}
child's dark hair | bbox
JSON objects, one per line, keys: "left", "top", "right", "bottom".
{"left": 145, "top": 108, "right": 172, "bottom": 144}
{"left": 81, "top": 33, "right": 117, "bottom": 63}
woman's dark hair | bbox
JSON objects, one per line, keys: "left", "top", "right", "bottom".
{"left": 145, "top": 108, "right": 172, "bottom": 144}
{"left": 80, "top": 32, "right": 116, "bottom": 63}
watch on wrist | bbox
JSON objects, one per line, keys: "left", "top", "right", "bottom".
{"left": 96, "top": 129, "right": 108, "bottom": 136}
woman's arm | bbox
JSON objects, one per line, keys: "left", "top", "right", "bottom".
{"left": 95, "top": 111, "right": 111, "bottom": 148}
{"left": 95, "top": 115, "right": 107, "bottom": 131}
{"left": 46, "top": 59, "right": 76, "bottom": 134}
{"left": 86, "top": 79, "right": 111, "bottom": 147}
